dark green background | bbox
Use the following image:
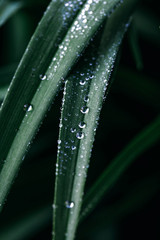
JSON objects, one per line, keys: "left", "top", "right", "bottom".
{"left": 0, "top": 0, "right": 160, "bottom": 239}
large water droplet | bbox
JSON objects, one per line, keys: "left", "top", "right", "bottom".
{"left": 23, "top": 104, "right": 33, "bottom": 112}
{"left": 80, "top": 106, "right": 89, "bottom": 114}
{"left": 76, "top": 132, "right": 84, "bottom": 139}
{"left": 65, "top": 201, "right": 74, "bottom": 209}
{"left": 79, "top": 121, "right": 86, "bottom": 129}
{"left": 79, "top": 79, "right": 86, "bottom": 85}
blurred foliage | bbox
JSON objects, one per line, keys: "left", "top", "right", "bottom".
{"left": 0, "top": 0, "right": 160, "bottom": 239}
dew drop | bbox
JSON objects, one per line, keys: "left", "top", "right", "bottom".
{"left": 79, "top": 121, "right": 86, "bottom": 128}
{"left": 84, "top": 96, "right": 89, "bottom": 102}
{"left": 65, "top": 201, "right": 74, "bottom": 209}
{"left": 76, "top": 132, "right": 84, "bottom": 139}
{"left": 71, "top": 146, "right": 76, "bottom": 150}
{"left": 23, "top": 104, "right": 33, "bottom": 112}
{"left": 39, "top": 74, "right": 47, "bottom": 80}
{"left": 79, "top": 79, "right": 86, "bottom": 85}
{"left": 80, "top": 106, "right": 89, "bottom": 114}
{"left": 52, "top": 204, "right": 57, "bottom": 209}
{"left": 70, "top": 128, "right": 76, "bottom": 133}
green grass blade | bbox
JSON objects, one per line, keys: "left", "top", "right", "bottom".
{"left": 0, "top": 86, "right": 7, "bottom": 101}
{"left": 0, "top": 205, "right": 51, "bottom": 240}
{"left": 80, "top": 115, "right": 160, "bottom": 221}
{"left": 0, "top": 1, "right": 22, "bottom": 27}
{"left": 53, "top": 1, "right": 137, "bottom": 239}
{"left": 128, "top": 21, "right": 143, "bottom": 70}
{"left": 79, "top": 174, "right": 159, "bottom": 237}
{"left": 0, "top": 0, "right": 121, "bottom": 211}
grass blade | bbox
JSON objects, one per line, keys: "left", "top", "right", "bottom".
{"left": 79, "top": 174, "right": 159, "bottom": 237}
{"left": 0, "top": 205, "right": 51, "bottom": 240}
{"left": 53, "top": 1, "right": 137, "bottom": 239}
{"left": 0, "top": 0, "right": 121, "bottom": 211}
{"left": 0, "top": 1, "right": 22, "bottom": 27}
{"left": 128, "top": 21, "right": 143, "bottom": 70}
{"left": 80, "top": 115, "right": 160, "bottom": 221}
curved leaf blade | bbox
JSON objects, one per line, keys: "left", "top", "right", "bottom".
{"left": 0, "top": 1, "right": 22, "bottom": 27}
{"left": 0, "top": 0, "right": 121, "bottom": 211}
{"left": 53, "top": 0, "right": 137, "bottom": 239}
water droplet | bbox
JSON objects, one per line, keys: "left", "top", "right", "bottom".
{"left": 80, "top": 73, "right": 84, "bottom": 76}
{"left": 71, "top": 146, "right": 76, "bottom": 150}
{"left": 52, "top": 204, "right": 57, "bottom": 209}
{"left": 70, "top": 128, "right": 76, "bottom": 133}
{"left": 39, "top": 74, "right": 47, "bottom": 80}
{"left": 79, "top": 121, "right": 86, "bottom": 128}
{"left": 76, "top": 132, "right": 84, "bottom": 139}
{"left": 65, "top": 201, "right": 74, "bottom": 209}
{"left": 79, "top": 79, "right": 86, "bottom": 85}
{"left": 23, "top": 104, "right": 33, "bottom": 112}
{"left": 84, "top": 96, "right": 89, "bottom": 102}
{"left": 80, "top": 106, "right": 89, "bottom": 114}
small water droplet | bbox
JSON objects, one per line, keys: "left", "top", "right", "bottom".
{"left": 70, "top": 128, "right": 76, "bottom": 133}
{"left": 65, "top": 201, "right": 74, "bottom": 209}
{"left": 39, "top": 74, "right": 47, "bottom": 80}
{"left": 84, "top": 96, "right": 89, "bottom": 102}
{"left": 71, "top": 146, "right": 76, "bottom": 150}
{"left": 52, "top": 204, "right": 57, "bottom": 209}
{"left": 76, "top": 132, "right": 84, "bottom": 139}
{"left": 23, "top": 104, "right": 33, "bottom": 112}
{"left": 80, "top": 106, "right": 89, "bottom": 114}
{"left": 79, "top": 121, "right": 86, "bottom": 128}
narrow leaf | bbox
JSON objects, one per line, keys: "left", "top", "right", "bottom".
{"left": 0, "top": 0, "right": 121, "bottom": 211}
{"left": 79, "top": 174, "right": 159, "bottom": 237}
{"left": 80, "top": 115, "right": 160, "bottom": 221}
{"left": 53, "top": 1, "right": 137, "bottom": 239}
{"left": 0, "top": 205, "right": 51, "bottom": 240}
{"left": 0, "top": 1, "right": 22, "bottom": 27}
{"left": 128, "top": 21, "right": 143, "bottom": 70}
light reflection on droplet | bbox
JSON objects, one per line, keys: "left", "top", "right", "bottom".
{"left": 79, "top": 121, "right": 86, "bottom": 129}
{"left": 23, "top": 104, "right": 33, "bottom": 112}
{"left": 39, "top": 74, "right": 47, "bottom": 80}
{"left": 65, "top": 201, "right": 74, "bottom": 209}
{"left": 76, "top": 132, "right": 84, "bottom": 139}
{"left": 80, "top": 106, "right": 89, "bottom": 114}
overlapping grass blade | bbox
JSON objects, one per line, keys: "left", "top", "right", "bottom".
{"left": 53, "top": 1, "right": 137, "bottom": 239}
{"left": 0, "top": 0, "right": 121, "bottom": 211}
{"left": 80, "top": 115, "right": 160, "bottom": 221}
{"left": 0, "top": 0, "right": 22, "bottom": 27}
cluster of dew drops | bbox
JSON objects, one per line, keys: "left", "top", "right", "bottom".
{"left": 55, "top": 89, "right": 90, "bottom": 178}
{"left": 22, "top": 0, "right": 125, "bottom": 222}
